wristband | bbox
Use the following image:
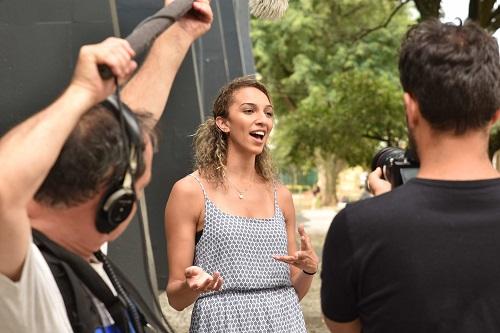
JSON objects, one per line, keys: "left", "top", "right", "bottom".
{"left": 302, "top": 269, "right": 316, "bottom": 276}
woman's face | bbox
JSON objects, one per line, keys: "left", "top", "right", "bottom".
{"left": 217, "top": 86, "right": 274, "bottom": 155}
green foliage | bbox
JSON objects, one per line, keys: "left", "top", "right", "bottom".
{"left": 252, "top": 0, "right": 415, "bottom": 169}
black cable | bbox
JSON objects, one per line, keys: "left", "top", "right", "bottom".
{"left": 96, "top": 251, "right": 144, "bottom": 333}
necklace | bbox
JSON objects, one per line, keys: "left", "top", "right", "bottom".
{"left": 225, "top": 176, "right": 252, "bottom": 199}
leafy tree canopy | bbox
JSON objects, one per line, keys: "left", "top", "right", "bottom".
{"left": 252, "top": 0, "right": 413, "bottom": 170}
{"left": 252, "top": 0, "right": 500, "bottom": 203}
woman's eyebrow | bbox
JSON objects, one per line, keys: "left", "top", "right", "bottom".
{"left": 239, "top": 102, "right": 257, "bottom": 107}
{"left": 239, "top": 102, "right": 273, "bottom": 108}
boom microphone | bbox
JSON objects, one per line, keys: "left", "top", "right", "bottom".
{"left": 249, "top": 0, "right": 289, "bottom": 20}
{"left": 99, "top": 0, "right": 194, "bottom": 79}
{"left": 99, "top": 0, "right": 289, "bottom": 79}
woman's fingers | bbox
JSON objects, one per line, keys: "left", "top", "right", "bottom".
{"left": 273, "top": 254, "right": 297, "bottom": 262}
{"left": 203, "top": 272, "right": 220, "bottom": 291}
{"left": 213, "top": 276, "right": 224, "bottom": 291}
{"left": 298, "top": 224, "right": 312, "bottom": 251}
{"left": 273, "top": 250, "right": 318, "bottom": 273}
{"left": 185, "top": 267, "right": 224, "bottom": 292}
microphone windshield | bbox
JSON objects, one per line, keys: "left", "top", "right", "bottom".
{"left": 249, "top": 0, "right": 289, "bottom": 20}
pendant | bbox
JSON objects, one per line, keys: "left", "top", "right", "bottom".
{"left": 238, "top": 193, "right": 244, "bottom": 199}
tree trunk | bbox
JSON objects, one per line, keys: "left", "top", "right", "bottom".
{"left": 413, "top": 0, "right": 441, "bottom": 20}
{"left": 315, "top": 151, "right": 346, "bottom": 207}
{"left": 468, "top": 0, "right": 499, "bottom": 31}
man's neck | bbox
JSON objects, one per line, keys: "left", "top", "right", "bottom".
{"left": 29, "top": 198, "right": 106, "bottom": 261}
{"left": 417, "top": 129, "right": 499, "bottom": 181}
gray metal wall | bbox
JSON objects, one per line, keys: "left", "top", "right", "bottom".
{"left": 110, "top": 0, "right": 257, "bottom": 291}
{"left": 0, "top": 0, "right": 115, "bottom": 130}
{"left": 0, "top": 0, "right": 255, "bottom": 310}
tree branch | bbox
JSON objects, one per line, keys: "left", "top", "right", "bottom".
{"left": 362, "top": 133, "right": 390, "bottom": 143}
{"left": 414, "top": 0, "right": 442, "bottom": 20}
{"left": 342, "top": 4, "right": 365, "bottom": 18}
{"left": 488, "top": 6, "right": 500, "bottom": 31}
{"left": 354, "top": 0, "right": 411, "bottom": 41}
{"left": 491, "top": 5, "right": 500, "bottom": 19}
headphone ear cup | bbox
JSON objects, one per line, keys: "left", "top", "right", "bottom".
{"left": 97, "top": 95, "right": 141, "bottom": 234}
{"left": 96, "top": 185, "right": 136, "bottom": 234}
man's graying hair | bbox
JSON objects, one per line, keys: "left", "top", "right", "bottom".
{"left": 34, "top": 104, "right": 157, "bottom": 207}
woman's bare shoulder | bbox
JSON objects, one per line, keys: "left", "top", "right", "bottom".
{"left": 170, "top": 172, "right": 205, "bottom": 199}
{"left": 274, "top": 181, "right": 293, "bottom": 202}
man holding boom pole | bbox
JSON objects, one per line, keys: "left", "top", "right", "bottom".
{"left": 0, "top": 1, "right": 212, "bottom": 332}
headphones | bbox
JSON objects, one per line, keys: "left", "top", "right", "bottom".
{"left": 95, "top": 94, "right": 143, "bottom": 233}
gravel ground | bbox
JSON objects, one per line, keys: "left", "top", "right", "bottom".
{"left": 160, "top": 196, "right": 337, "bottom": 333}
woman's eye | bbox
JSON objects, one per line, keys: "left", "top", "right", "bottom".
{"left": 266, "top": 112, "right": 274, "bottom": 117}
{"left": 243, "top": 109, "right": 253, "bottom": 113}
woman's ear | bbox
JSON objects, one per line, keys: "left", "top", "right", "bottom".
{"left": 215, "top": 116, "right": 229, "bottom": 133}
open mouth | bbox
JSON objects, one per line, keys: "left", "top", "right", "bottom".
{"left": 250, "top": 130, "right": 265, "bottom": 141}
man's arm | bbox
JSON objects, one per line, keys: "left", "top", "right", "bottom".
{"left": 122, "top": 0, "right": 213, "bottom": 121}
{"left": 321, "top": 209, "right": 362, "bottom": 332}
{"left": 0, "top": 38, "right": 136, "bottom": 281}
{"left": 324, "top": 317, "right": 362, "bottom": 333}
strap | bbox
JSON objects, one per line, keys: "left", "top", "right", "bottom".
{"left": 44, "top": 254, "right": 101, "bottom": 332}
{"left": 106, "top": 257, "right": 170, "bottom": 332}
{"left": 273, "top": 182, "right": 279, "bottom": 212}
{"left": 32, "top": 230, "right": 132, "bottom": 332}
{"left": 189, "top": 173, "right": 208, "bottom": 199}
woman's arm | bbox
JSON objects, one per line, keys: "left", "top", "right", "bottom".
{"left": 273, "top": 185, "right": 319, "bottom": 300}
{"left": 164, "top": 176, "right": 223, "bottom": 310}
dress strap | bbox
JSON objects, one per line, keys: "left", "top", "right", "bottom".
{"left": 273, "top": 181, "right": 279, "bottom": 212}
{"left": 189, "top": 173, "right": 208, "bottom": 199}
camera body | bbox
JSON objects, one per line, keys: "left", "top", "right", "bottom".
{"left": 371, "top": 147, "right": 420, "bottom": 188}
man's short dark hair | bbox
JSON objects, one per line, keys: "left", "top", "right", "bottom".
{"left": 34, "top": 104, "right": 157, "bottom": 207}
{"left": 399, "top": 18, "right": 500, "bottom": 134}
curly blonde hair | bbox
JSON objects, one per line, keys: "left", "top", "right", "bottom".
{"left": 193, "top": 76, "right": 276, "bottom": 186}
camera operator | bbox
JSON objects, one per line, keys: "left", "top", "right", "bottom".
{"left": 0, "top": 1, "right": 213, "bottom": 332}
{"left": 321, "top": 19, "right": 500, "bottom": 333}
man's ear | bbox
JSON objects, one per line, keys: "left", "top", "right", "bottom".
{"left": 491, "top": 109, "right": 500, "bottom": 125}
{"left": 404, "top": 92, "right": 420, "bottom": 129}
{"left": 215, "top": 116, "right": 229, "bottom": 133}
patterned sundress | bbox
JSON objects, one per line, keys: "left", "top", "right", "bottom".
{"left": 189, "top": 174, "right": 307, "bottom": 332}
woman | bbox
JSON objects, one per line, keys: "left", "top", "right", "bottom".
{"left": 164, "top": 76, "right": 318, "bottom": 332}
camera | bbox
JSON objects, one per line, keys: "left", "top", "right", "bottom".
{"left": 370, "top": 147, "right": 420, "bottom": 187}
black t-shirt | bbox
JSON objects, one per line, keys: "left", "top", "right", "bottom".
{"left": 321, "top": 178, "right": 500, "bottom": 333}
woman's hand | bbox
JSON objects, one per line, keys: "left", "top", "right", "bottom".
{"left": 273, "top": 225, "right": 319, "bottom": 275}
{"left": 184, "top": 266, "right": 224, "bottom": 292}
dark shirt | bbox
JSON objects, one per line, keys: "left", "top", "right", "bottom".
{"left": 321, "top": 178, "right": 500, "bottom": 333}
